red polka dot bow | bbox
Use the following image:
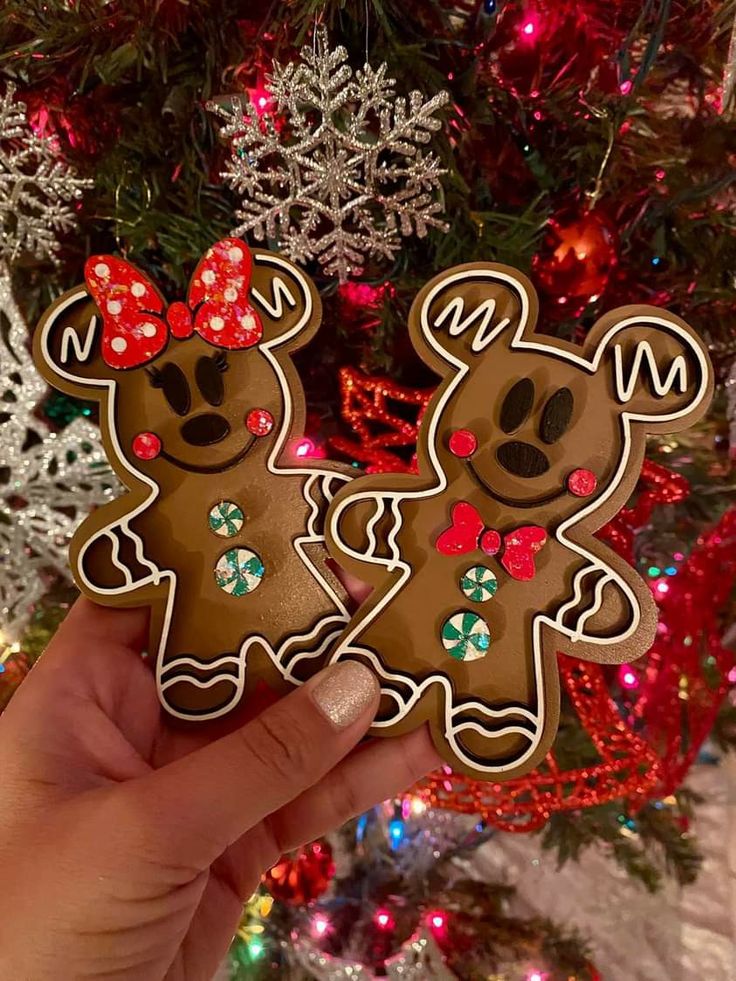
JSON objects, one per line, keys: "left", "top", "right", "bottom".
{"left": 84, "top": 238, "right": 264, "bottom": 370}
{"left": 435, "top": 501, "right": 547, "bottom": 581}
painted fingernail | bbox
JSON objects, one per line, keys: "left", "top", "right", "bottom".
{"left": 312, "top": 661, "right": 378, "bottom": 728}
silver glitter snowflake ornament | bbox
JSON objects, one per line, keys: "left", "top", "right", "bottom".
{"left": 0, "top": 82, "right": 91, "bottom": 265}
{"left": 0, "top": 271, "right": 117, "bottom": 641}
{"left": 0, "top": 86, "right": 111, "bottom": 640}
{"left": 209, "top": 29, "right": 449, "bottom": 282}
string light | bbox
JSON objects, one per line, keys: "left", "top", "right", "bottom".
{"left": 295, "top": 438, "right": 315, "bottom": 458}
{"left": 312, "top": 913, "right": 330, "bottom": 938}
{"left": 388, "top": 816, "right": 405, "bottom": 849}
{"left": 374, "top": 908, "right": 395, "bottom": 931}
{"left": 618, "top": 665, "right": 639, "bottom": 690}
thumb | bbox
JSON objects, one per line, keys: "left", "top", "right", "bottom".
{"left": 120, "top": 660, "right": 379, "bottom": 868}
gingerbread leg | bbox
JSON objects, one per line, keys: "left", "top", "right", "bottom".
{"left": 154, "top": 577, "right": 247, "bottom": 721}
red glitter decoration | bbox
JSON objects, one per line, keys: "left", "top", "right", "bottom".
{"left": 132, "top": 432, "right": 161, "bottom": 460}
{"left": 329, "top": 367, "right": 434, "bottom": 473}
{"left": 263, "top": 839, "right": 335, "bottom": 906}
{"left": 85, "top": 238, "right": 263, "bottom": 370}
{"left": 567, "top": 467, "right": 597, "bottom": 497}
{"left": 436, "top": 501, "right": 490, "bottom": 556}
{"left": 246, "top": 408, "right": 275, "bottom": 437}
{"left": 448, "top": 429, "right": 478, "bottom": 457}
{"left": 500, "top": 525, "right": 547, "bottom": 581}
{"left": 435, "top": 503, "right": 545, "bottom": 580}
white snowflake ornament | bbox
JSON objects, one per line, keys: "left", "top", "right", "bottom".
{"left": 0, "top": 82, "right": 91, "bottom": 265}
{"left": 0, "top": 84, "right": 110, "bottom": 640}
{"left": 0, "top": 271, "right": 117, "bottom": 640}
{"left": 209, "top": 28, "right": 449, "bottom": 282}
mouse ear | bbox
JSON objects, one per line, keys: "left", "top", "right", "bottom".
{"left": 409, "top": 262, "right": 538, "bottom": 374}
{"left": 33, "top": 285, "right": 117, "bottom": 398}
{"left": 588, "top": 305, "right": 713, "bottom": 432}
{"left": 249, "top": 248, "right": 322, "bottom": 351}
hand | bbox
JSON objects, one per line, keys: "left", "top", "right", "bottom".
{"left": 0, "top": 599, "right": 438, "bottom": 980}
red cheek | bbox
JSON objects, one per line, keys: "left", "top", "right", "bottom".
{"left": 568, "top": 468, "right": 597, "bottom": 497}
{"left": 246, "top": 408, "right": 274, "bottom": 437}
{"left": 132, "top": 432, "right": 161, "bottom": 460}
{"left": 448, "top": 429, "right": 478, "bottom": 458}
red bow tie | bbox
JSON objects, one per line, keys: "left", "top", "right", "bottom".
{"left": 85, "top": 237, "right": 264, "bottom": 370}
{"left": 435, "top": 501, "right": 547, "bottom": 582}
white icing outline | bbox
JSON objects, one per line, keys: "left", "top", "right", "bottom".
{"left": 61, "top": 314, "right": 97, "bottom": 365}
{"left": 328, "top": 267, "right": 710, "bottom": 773}
{"left": 39, "top": 254, "right": 350, "bottom": 722}
{"left": 614, "top": 340, "right": 688, "bottom": 402}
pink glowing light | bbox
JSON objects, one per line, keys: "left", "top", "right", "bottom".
{"left": 656, "top": 580, "right": 670, "bottom": 595}
{"left": 522, "top": 20, "right": 536, "bottom": 35}
{"left": 312, "top": 914, "right": 330, "bottom": 937}
{"left": 374, "top": 909, "right": 395, "bottom": 931}
{"left": 619, "top": 79, "right": 633, "bottom": 95}
{"left": 295, "top": 438, "right": 314, "bottom": 458}
{"left": 248, "top": 87, "right": 271, "bottom": 116}
{"left": 618, "top": 665, "right": 639, "bottom": 690}
{"left": 428, "top": 911, "right": 447, "bottom": 931}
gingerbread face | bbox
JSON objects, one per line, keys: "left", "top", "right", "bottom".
{"left": 93, "top": 336, "right": 285, "bottom": 488}
{"left": 34, "top": 240, "right": 351, "bottom": 721}
{"left": 326, "top": 263, "right": 713, "bottom": 780}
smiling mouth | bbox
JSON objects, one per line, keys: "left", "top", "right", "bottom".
{"left": 466, "top": 459, "right": 566, "bottom": 509}
{"left": 160, "top": 435, "right": 257, "bottom": 474}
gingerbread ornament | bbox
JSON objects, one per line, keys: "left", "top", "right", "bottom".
{"left": 325, "top": 263, "right": 713, "bottom": 780}
{"left": 34, "top": 239, "right": 351, "bottom": 720}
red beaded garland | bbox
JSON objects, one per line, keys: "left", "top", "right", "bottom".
{"left": 132, "top": 431, "right": 161, "bottom": 460}
{"left": 246, "top": 407, "right": 275, "bottom": 437}
{"left": 567, "top": 467, "right": 597, "bottom": 497}
{"left": 448, "top": 429, "right": 478, "bottom": 458}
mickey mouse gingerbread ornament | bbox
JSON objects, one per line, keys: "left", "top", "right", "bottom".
{"left": 325, "top": 262, "right": 713, "bottom": 780}
{"left": 34, "top": 239, "right": 351, "bottom": 720}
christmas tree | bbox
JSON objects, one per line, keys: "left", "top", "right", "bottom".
{"left": 1, "top": 2, "right": 735, "bottom": 977}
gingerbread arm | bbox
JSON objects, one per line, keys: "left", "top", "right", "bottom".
{"left": 548, "top": 550, "right": 657, "bottom": 665}
{"left": 325, "top": 479, "right": 409, "bottom": 589}
{"left": 70, "top": 494, "right": 162, "bottom": 602}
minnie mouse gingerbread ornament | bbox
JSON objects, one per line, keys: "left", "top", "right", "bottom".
{"left": 325, "top": 262, "right": 713, "bottom": 780}
{"left": 34, "top": 239, "right": 351, "bottom": 720}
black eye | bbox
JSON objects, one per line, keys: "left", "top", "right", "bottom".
{"left": 500, "top": 378, "right": 535, "bottom": 434}
{"left": 195, "top": 355, "right": 225, "bottom": 407}
{"left": 150, "top": 362, "right": 190, "bottom": 416}
{"left": 540, "top": 387, "right": 574, "bottom": 444}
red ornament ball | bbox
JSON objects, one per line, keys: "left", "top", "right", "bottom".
{"left": 448, "top": 429, "right": 478, "bottom": 458}
{"left": 246, "top": 408, "right": 274, "bottom": 437}
{"left": 263, "top": 839, "right": 335, "bottom": 906}
{"left": 132, "top": 431, "right": 161, "bottom": 460}
{"left": 532, "top": 207, "right": 618, "bottom": 316}
{"left": 568, "top": 468, "right": 597, "bottom": 497}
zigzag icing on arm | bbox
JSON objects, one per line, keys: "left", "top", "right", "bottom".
{"left": 614, "top": 341, "right": 688, "bottom": 402}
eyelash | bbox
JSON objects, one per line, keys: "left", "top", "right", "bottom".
{"left": 147, "top": 354, "right": 228, "bottom": 387}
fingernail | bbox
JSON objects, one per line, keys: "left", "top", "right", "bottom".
{"left": 312, "top": 661, "right": 379, "bottom": 728}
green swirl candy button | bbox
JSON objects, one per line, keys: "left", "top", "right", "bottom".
{"left": 460, "top": 564, "right": 498, "bottom": 603}
{"left": 208, "top": 500, "right": 245, "bottom": 538}
{"left": 441, "top": 610, "right": 491, "bottom": 661}
{"left": 214, "top": 548, "right": 264, "bottom": 596}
